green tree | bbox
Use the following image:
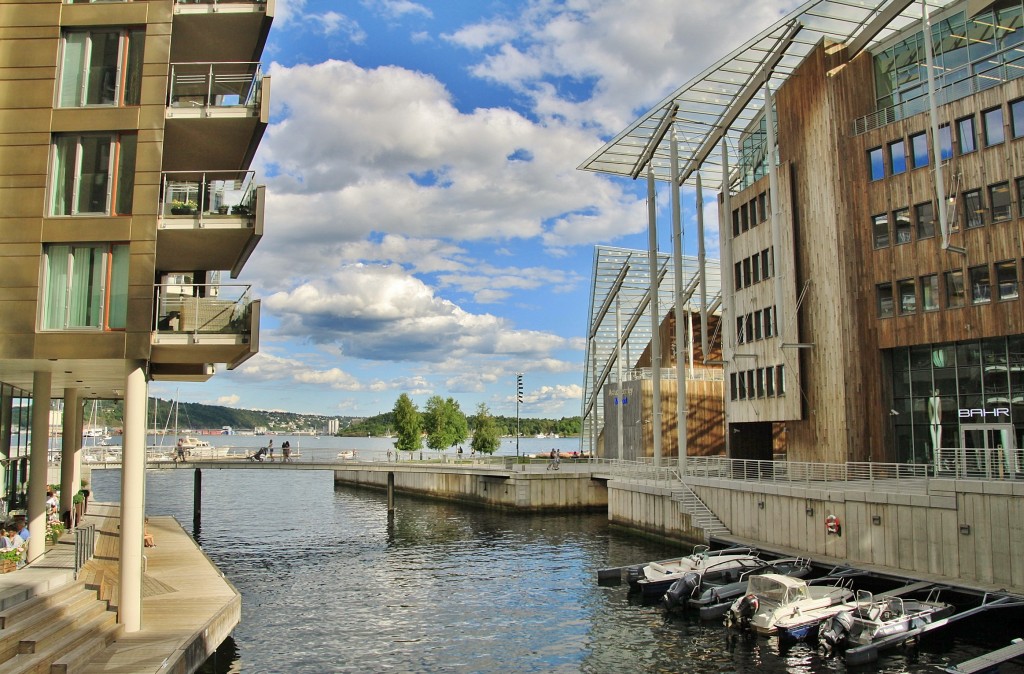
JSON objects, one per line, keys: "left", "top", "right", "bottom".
{"left": 392, "top": 394, "right": 422, "bottom": 453}
{"left": 470, "top": 403, "right": 501, "bottom": 455}
{"left": 424, "top": 396, "right": 468, "bottom": 452}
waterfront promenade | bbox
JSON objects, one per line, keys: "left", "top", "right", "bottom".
{"left": 0, "top": 502, "right": 238, "bottom": 673}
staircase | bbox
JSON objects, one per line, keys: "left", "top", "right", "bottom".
{"left": 0, "top": 580, "right": 121, "bottom": 673}
{"left": 670, "top": 483, "right": 730, "bottom": 541}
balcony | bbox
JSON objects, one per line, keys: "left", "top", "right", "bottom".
{"left": 150, "top": 283, "right": 260, "bottom": 379}
{"left": 157, "top": 171, "right": 264, "bottom": 277}
{"left": 172, "top": 0, "right": 274, "bottom": 64}
{"left": 163, "top": 62, "right": 269, "bottom": 172}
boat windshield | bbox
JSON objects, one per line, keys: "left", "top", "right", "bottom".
{"left": 747, "top": 574, "right": 808, "bottom": 603}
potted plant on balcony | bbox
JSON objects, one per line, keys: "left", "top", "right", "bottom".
{"left": 231, "top": 204, "right": 250, "bottom": 216}
{"left": 0, "top": 549, "right": 22, "bottom": 573}
{"left": 170, "top": 199, "right": 198, "bottom": 215}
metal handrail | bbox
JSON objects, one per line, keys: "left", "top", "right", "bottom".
{"left": 168, "top": 62, "right": 263, "bottom": 110}
{"left": 74, "top": 523, "right": 96, "bottom": 579}
{"left": 159, "top": 170, "right": 258, "bottom": 222}
{"left": 153, "top": 283, "right": 253, "bottom": 336}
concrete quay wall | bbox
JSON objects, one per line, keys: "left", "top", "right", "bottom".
{"left": 690, "top": 477, "right": 1024, "bottom": 592}
{"left": 332, "top": 466, "right": 608, "bottom": 511}
{"left": 606, "top": 481, "right": 705, "bottom": 544}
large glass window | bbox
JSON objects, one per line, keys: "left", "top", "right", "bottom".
{"left": 868, "top": 147, "right": 885, "bottom": 181}
{"left": 1012, "top": 98, "right": 1024, "bottom": 138}
{"left": 915, "top": 201, "right": 936, "bottom": 239}
{"left": 41, "top": 244, "right": 129, "bottom": 330}
{"left": 872, "top": 213, "right": 890, "bottom": 248}
{"left": 990, "top": 181, "right": 1011, "bottom": 222}
{"left": 58, "top": 29, "right": 143, "bottom": 107}
{"left": 938, "top": 124, "right": 953, "bottom": 161}
{"left": 997, "top": 260, "right": 1019, "bottom": 300}
{"left": 894, "top": 208, "right": 911, "bottom": 244}
{"left": 910, "top": 132, "right": 929, "bottom": 168}
{"left": 889, "top": 140, "right": 907, "bottom": 175}
{"left": 970, "top": 264, "right": 992, "bottom": 304}
{"left": 921, "top": 274, "right": 939, "bottom": 311}
{"left": 50, "top": 134, "right": 136, "bottom": 216}
{"left": 878, "top": 282, "right": 894, "bottom": 318}
{"left": 945, "top": 269, "right": 966, "bottom": 308}
{"left": 958, "top": 116, "right": 977, "bottom": 154}
{"left": 963, "top": 189, "right": 984, "bottom": 228}
{"left": 898, "top": 278, "right": 916, "bottom": 314}
{"left": 983, "top": 106, "right": 1005, "bottom": 146}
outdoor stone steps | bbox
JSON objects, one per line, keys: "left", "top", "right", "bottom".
{"left": 4, "top": 608, "right": 118, "bottom": 674}
{"left": 16, "top": 596, "right": 109, "bottom": 655}
{"left": 669, "top": 486, "right": 730, "bottom": 538}
{"left": 0, "top": 583, "right": 84, "bottom": 629}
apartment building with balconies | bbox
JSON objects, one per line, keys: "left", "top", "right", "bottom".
{"left": 0, "top": 0, "right": 272, "bottom": 633}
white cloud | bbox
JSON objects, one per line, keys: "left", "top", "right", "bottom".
{"left": 216, "top": 394, "right": 241, "bottom": 406}
{"left": 365, "top": 0, "right": 432, "bottom": 20}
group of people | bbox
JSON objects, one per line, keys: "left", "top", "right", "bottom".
{"left": 250, "top": 439, "right": 292, "bottom": 462}
{"left": 0, "top": 519, "right": 30, "bottom": 554}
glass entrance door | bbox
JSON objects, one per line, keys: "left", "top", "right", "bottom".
{"left": 958, "top": 423, "right": 1018, "bottom": 478}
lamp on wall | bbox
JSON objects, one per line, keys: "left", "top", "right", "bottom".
{"left": 872, "top": 515, "right": 881, "bottom": 525}
{"left": 758, "top": 501, "right": 765, "bottom": 510}
{"left": 805, "top": 507, "right": 814, "bottom": 516}
{"left": 959, "top": 524, "right": 971, "bottom": 535}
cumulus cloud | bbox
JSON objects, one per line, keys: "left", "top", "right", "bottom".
{"left": 216, "top": 394, "right": 241, "bottom": 406}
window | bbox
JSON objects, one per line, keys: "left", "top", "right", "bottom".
{"left": 737, "top": 371, "right": 746, "bottom": 399}
{"left": 997, "top": 260, "right": 1019, "bottom": 300}
{"left": 963, "top": 189, "right": 984, "bottom": 228}
{"left": 58, "top": 29, "right": 143, "bottom": 107}
{"left": 756, "top": 369, "right": 765, "bottom": 398}
{"left": 776, "top": 364, "right": 785, "bottom": 396}
{"left": 889, "top": 139, "right": 907, "bottom": 175}
{"left": 758, "top": 192, "right": 768, "bottom": 221}
{"left": 1017, "top": 177, "right": 1024, "bottom": 218}
{"left": 730, "top": 373, "right": 738, "bottom": 401}
{"left": 742, "top": 258, "right": 751, "bottom": 287}
{"left": 893, "top": 208, "right": 911, "bottom": 244}
{"left": 734, "top": 262, "right": 742, "bottom": 290}
{"left": 989, "top": 181, "right": 1011, "bottom": 222}
{"left": 1012, "top": 98, "right": 1024, "bottom": 138}
{"left": 868, "top": 147, "right": 885, "bottom": 181}
{"left": 910, "top": 132, "right": 929, "bottom": 168}
{"left": 751, "top": 254, "right": 761, "bottom": 284}
{"left": 741, "top": 204, "right": 749, "bottom": 232}
{"left": 732, "top": 209, "right": 740, "bottom": 237}
{"left": 969, "top": 265, "right": 991, "bottom": 304}
{"left": 945, "top": 270, "right": 966, "bottom": 308}
{"left": 983, "top": 106, "right": 1005, "bottom": 146}
{"left": 50, "top": 133, "right": 136, "bottom": 216}
{"left": 915, "top": 201, "right": 935, "bottom": 239}
{"left": 41, "top": 243, "right": 129, "bottom": 330}
{"left": 765, "top": 366, "right": 775, "bottom": 396}
{"left": 872, "top": 213, "right": 890, "bottom": 248}
{"left": 753, "top": 310, "right": 763, "bottom": 340}
{"left": 877, "top": 283, "right": 894, "bottom": 318}
{"left": 898, "top": 279, "right": 916, "bottom": 314}
{"left": 921, "top": 274, "right": 939, "bottom": 311}
{"left": 761, "top": 249, "right": 770, "bottom": 279}
{"left": 736, "top": 317, "right": 745, "bottom": 344}
{"left": 764, "top": 307, "right": 774, "bottom": 338}
{"left": 938, "top": 124, "right": 953, "bottom": 161}
{"left": 958, "top": 116, "right": 977, "bottom": 154}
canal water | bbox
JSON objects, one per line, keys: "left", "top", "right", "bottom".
{"left": 88, "top": 467, "right": 1023, "bottom": 673}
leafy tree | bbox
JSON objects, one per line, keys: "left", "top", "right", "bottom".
{"left": 424, "top": 396, "right": 468, "bottom": 451}
{"left": 392, "top": 394, "right": 422, "bottom": 453}
{"left": 470, "top": 403, "right": 501, "bottom": 455}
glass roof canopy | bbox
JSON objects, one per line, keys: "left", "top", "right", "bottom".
{"left": 582, "top": 246, "right": 721, "bottom": 453}
{"left": 578, "top": 0, "right": 959, "bottom": 190}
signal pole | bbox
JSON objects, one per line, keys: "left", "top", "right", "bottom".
{"left": 516, "top": 373, "right": 523, "bottom": 458}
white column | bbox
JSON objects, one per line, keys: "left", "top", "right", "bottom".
{"left": 615, "top": 295, "right": 624, "bottom": 462}
{"left": 27, "top": 371, "right": 51, "bottom": 563}
{"left": 118, "top": 362, "right": 146, "bottom": 632}
{"left": 670, "top": 129, "right": 687, "bottom": 473}
{"left": 73, "top": 399, "right": 83, "bottom": 502}
{"left": 60, "top": 388, "right": 80, "bottom": 528}
{"left": 647, "top": 164, "right": 662, "bottom": 467}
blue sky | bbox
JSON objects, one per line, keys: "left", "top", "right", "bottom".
{"left": 153, "top": 0, "right": 796, "bottom": 419}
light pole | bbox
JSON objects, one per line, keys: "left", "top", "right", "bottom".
{"left": 516, "top": 373, "right": 523, "bottom": 458}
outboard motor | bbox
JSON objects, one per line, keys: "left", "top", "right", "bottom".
{"left": 725, "top": 593, "right": 759, "bottom": 630}
{"left": 663, "top": 572, "right": 700, "bottom": 611}
{"left": 818, "top": 610, "right": 854, "bottom": 655}
{"left": 625, "top": 565, "right": 645, "bottom": 592}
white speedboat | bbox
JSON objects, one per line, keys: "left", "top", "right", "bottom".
{"left": 725, "top": 573, "right": 855, "bottom": 637}
{"left": 337, "top": 450, "right": 357, "bottom": 460}
{"left": 627, "top": 545, "right": 759, "bottom": 601}
{"left": 818, "top": 588, "right": 954, "bottom": 657}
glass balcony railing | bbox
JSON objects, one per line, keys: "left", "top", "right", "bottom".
{"left": 168, "top": 62, "right": 263, "bottom": 110}
{"left": 154, "top": 283, "right": 253, "bottom": 336}
{"left": 160, "top": 171, "right": 257, "bottom": 220}
{"left": 174, "top": 0, "right": 267, "bottom": 5}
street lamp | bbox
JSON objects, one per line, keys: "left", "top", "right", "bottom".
{"left": 516, "top": 373, "right": 523, "bottom": 458}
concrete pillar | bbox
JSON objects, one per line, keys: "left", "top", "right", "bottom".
{"left": 60, "top": 388, "right": 80, "bottom": 528}
{"left": 193, "top": 467, "right": 201, "bottom": 538}
{"left": 387, "top": 472, "right": 395, "bottom": 511}
{"left": 27, "top": 371, "right": 52, "bottom": 564}
{"left": 118, "top": 362, "right": 146, "bottom": 632}
{"left": 0, "top": 391, "right": 11, "bottom": 505}
{"left": 73, "top": 399, "right": 83, "bottom": 505}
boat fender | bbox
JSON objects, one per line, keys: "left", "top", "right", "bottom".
{"left": 825, "top": 514, "right": 842, "bottom": 536}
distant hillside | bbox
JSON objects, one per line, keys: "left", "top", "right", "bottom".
{"left": 339, "top": 411, "right": 581, "bottom": 438}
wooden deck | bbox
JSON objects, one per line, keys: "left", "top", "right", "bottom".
{"left": 78, "top": 502, "right": 241, "bottom": 673}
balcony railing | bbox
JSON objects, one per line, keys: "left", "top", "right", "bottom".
{"left": 168, "top": 62, "right": 263, "bottom": 111}
{"left": 160, "top": 171, "right": 257, "bottom": 222}
{"left": 154, "top": 283, "right": 253, "bottom": 337}
{"left": 174, "top": 0, "right": 266, "bottom": 5}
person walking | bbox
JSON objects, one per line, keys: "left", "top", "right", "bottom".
{"left": 267, "top": 438, "right": 274, "bottom": 462}
{"left": 281, "top": 440, "right": 291, "bottom": 462}
{"left": 176, "top": 437, "right": 185, "bottom": 463}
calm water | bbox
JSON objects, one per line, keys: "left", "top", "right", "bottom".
{"left": 88, "top": 467, "right": 1024, "bottom": 674}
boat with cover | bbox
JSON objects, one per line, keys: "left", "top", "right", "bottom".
{"left": 627, "top": 545, "right": 759, "bottom": 601}
{"left": 724, "top": 573, "right": 855, "bottom": 637}
{"left": 818, "top": 588, "right": 954, "bottom": 656}
{"left": 663, "top": 557, "right": 812, "bottom": 618}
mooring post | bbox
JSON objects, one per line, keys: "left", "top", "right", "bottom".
{"left": 387, "top": 471, "right": 395, "bottom": 512}
{"left": 193, "top": 467, "right": 202, "bottom": 537}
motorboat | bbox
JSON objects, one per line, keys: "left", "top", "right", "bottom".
{"left": 818, "top": 588, "right": 954, "bottom": 656}
{"left": 337, "top": 450, "right": 357, "bottom": 460}
{"left": 168, "top": 436, "right": 230, "bottom": 460}
{"left": 627, "top": 545, "right": 759, "bottom": 601}
{"left": 724, "top": 573, "right": 855, "bottom": 638}
{"left": 664, "top": 557, "right": 812, "bottom": 618}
